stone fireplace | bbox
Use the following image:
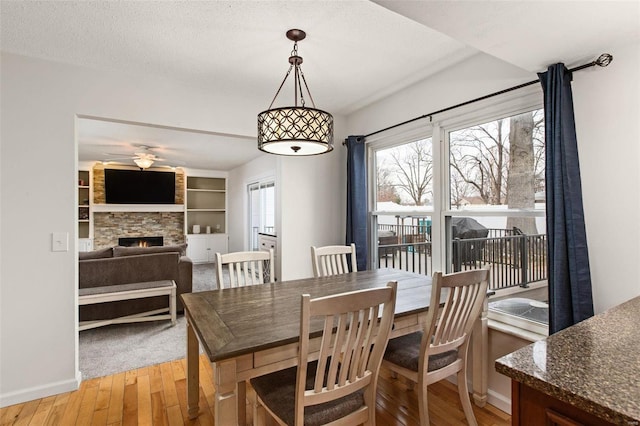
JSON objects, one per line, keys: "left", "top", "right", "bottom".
{"left": 93, "top": 212, "right": 184, "bottom": 249}
{"left": 91, "top": 164, "right": 186, "bottom": 250}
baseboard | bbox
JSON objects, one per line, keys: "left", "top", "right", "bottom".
{"left": 0, "top": 373, "right": 81, "bottom": 408}
{"left": 446, "top": 376, "right": 512, "bottom": 415}
{"left": 486, "top": 388, "right": 511, "bottom": 414}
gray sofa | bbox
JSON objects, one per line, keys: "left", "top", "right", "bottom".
{"left": 79, "top": 244, "right": 193, "bottom": 322}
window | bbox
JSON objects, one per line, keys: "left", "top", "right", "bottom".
{"left": 248, "top": 180, "right": 275, "bottom": 250}
{"left": 370, "top": 99, "right": 547, "bottom": 320}
{"left": 445, "top": 109, "right": 546, "bottom": 284}
{"left": 373, "top": 137, "right": 434, "bottom": 276}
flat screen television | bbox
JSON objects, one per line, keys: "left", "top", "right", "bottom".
{"left": 104, "top": 169, "right": 176, "bottom": 204}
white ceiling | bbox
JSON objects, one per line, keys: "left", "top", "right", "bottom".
{"left": 2, "top": 1, "right": 638, "bottom": 170}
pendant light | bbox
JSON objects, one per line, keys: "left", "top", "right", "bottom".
{"left": 257, "top": 29, "right": 334, "bottom": 156}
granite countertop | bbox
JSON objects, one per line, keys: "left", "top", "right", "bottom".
{"left": 495, "top": 295, "right": 640, "bottom": 424}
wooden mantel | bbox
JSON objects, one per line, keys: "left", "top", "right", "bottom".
{"left": 92, "top": 204, "right": 185, "bottom": 213}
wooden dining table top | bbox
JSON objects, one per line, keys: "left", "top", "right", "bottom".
{"left": 181, "top": 268, "right": 432, "bottom": 363}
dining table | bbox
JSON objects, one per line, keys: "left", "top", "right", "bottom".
{"left": 181, "top": 268, "right": 491, "bottom": 425}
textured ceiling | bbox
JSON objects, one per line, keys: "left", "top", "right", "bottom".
{"left": 374, "top": 0, "right": 640, "bottom": 72}
{"left": 2, "top": 0, "right": 637, "bottom": 170}
{"left": 1, "top": 0, "right": 472, "bottom": 115}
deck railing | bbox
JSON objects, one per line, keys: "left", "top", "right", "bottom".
{"left": 451, "top": 233, "right": 547, "bottom": 290}
{"left": 376, "top": 225, "right": 547, "bottom": 291}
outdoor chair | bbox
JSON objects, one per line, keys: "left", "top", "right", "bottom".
{"left": 215, "top": 249, "right": 274, "bottom": 289}
{"left": 251, "top": 281, "right": 397, "bottom": 426}
{"left": 311, "top": 243, "right": 357, "bottom": 278}
{"left": 382, "top": 267, "right": 490, "bottom": 426}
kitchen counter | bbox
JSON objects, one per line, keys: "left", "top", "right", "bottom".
{"left": 495, "top": 295, "right": 640, "bottom": 425}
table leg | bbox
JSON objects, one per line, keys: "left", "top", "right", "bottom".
{"left": 472, "top": 295, "right": 489, "bottom": 407}
{"left": 237, "top": 380, "right": 247, "bottom": 426}
{"left": 186, "top": 318, "right": 200, "bottom": 419}
{"left": 214, "top": 359, "right": 239, "bottom": 425}
{"left": 170, "top": 286, "right": 177, "bottom": 325}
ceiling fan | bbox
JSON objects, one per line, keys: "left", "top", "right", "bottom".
{"left": 104, "top": 145, "right": 182, "bottom": 170}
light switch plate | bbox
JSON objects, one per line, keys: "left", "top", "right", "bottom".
{"left": 52, "top": 232, "right": 69, "bottom": 252}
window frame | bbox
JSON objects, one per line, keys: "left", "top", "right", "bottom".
{"left": 368, "top": 87, "right": 548, "bottom": 335}
{"left": 367, "top": 86, "right": 544, "bottom": 275}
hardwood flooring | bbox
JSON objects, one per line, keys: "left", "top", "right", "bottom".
{"left": 0, "top": 354, "right": 510, "bottom": 425}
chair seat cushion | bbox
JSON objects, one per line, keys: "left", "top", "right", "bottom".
{"left": 250, "top": 361, "right": 365, "bottom": 426}
{"left": 383, "top": 332, "right": 458, "bottom": 372}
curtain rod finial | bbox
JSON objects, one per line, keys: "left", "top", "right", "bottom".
{"left": 596, "top": 53, "right": 612, "bottom": 67}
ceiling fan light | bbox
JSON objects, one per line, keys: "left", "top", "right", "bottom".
{"left": 134, "top": 157, "right": 154, "bottom": 169}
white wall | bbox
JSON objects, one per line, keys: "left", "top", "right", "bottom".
{"left": 572, "top": 42, "right": 640, "bottom": 313}
{"left": 348, "top": 53, "right": 534, "bottom": 136}
{"left": 347, "top": 47, "right": 640, "bottom": 313}
{"left": 278, "top": 118, "right": 348, "bottom": 281}
{"left": 0, "top": 52, "right": 345, "bottom": 406}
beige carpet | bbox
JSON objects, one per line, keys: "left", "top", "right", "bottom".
{"left": 79, "top": 263, "right": 215, "bottom": 379}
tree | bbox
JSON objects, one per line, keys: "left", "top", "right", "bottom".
{"left": 506, "top": 112, "right": 537, "bottom": 234}
{"left": 376, "top": 162, "right": 401, "bottom": 204}
{"left": 450, "top": 119, "right": 508, "bottom": 205}
{"left": 388, "top": 139, "right": 433, "bottom": 206}
{"left": 450, "top": 171, "right": 474, "bottom": 208}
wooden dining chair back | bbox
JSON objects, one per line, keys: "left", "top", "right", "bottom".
{"left": 251, "top": 281, "right": 398, "bottom": 426}
{"left": 383, "top": 267, "right": 490, "bottom": 426}
{"left": 311, "top": 243, "right": 357, "bottom": 278}
{"left": 215, "top": 249, "right": 274, "bottom": 289}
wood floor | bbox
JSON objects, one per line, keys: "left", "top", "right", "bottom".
{"left": 0, "top": 354, "right": 510, "bottom": 426}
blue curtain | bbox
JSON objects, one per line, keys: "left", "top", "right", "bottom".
{"left": 538, "top": 64, "right": 594, "bottom": 334}
{"left": 346, "top": 135, "right": 367, "bottom": 271}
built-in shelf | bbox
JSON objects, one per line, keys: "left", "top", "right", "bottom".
{"left": 93, "top": 204, "right": 185, "bottom": 213}
{"left": 185, "top": 176, "right": 226, "bottom": 234}
{"left": 78, "top": 170, "right": 91, "bottom": 239}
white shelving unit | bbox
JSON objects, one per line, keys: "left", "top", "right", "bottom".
{"left": 185, "top": 174, "right": 228, "bottom": 263}
{"left": 78, "top": 169, "right": 93, "bottom": 251}
{"left": 185, "top": 233, "right": 228, "bottom": 263}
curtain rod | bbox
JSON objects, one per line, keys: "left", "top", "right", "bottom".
{"left": 345, "top": 53, "right": 612, "bottom": 143}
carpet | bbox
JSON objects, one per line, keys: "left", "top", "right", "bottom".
{"left": 79, "top": 263, "right": 217, "bottom": 379}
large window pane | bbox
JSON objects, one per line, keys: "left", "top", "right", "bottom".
{"left": 375, "top": 138, "right": 433, "bottom": 209}
{"left": 446, "top": 108, "right": 546, "bottom": 292}
{"left": 449, "top": 110, "right": 545, "bottom": 218}
{"left": 374, "top": 137, "right": 433, "bottom": 275}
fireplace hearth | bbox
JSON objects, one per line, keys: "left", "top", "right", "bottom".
{"left": 118, "top": 236, "right": 164, "bottom": 247}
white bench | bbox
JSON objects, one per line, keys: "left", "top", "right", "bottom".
{"left": 79, "top": 280, "right": 176, "bottom": 331}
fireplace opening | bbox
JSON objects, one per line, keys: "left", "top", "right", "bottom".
{"left": 118, "top": 236, "right": 164, "bottom": 247}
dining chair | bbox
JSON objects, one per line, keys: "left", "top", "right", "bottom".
{"left": 382, "top": 267, "right": 490, "bottom": 426}
{"left": 215, "top": 249, "right": 274, "bottom": 289}
{"left": 250, "top": 281, "right": 398, "bottom": 426}
{"left": 311, "top": 243, "right": 357, "bottom": 278}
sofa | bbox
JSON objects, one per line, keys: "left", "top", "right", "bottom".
{"left": 79, "top": 244, "right": 193, "bottom": 322}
